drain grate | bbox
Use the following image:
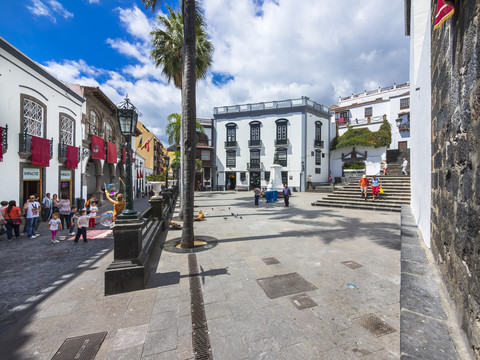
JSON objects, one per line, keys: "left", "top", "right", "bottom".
{"left": 341, "top": 260, "right": 363, "bottom": 269}
{"left": 356, "top": 314, "right": 396, "bottom": 337}
{"left": 290, "top": 293, "right": 318, "bottom": 310}
{"left": 188, "top": 254, "right": 213, "bottom": 360}
{"left": 262, "top": 257, "right": 280, "bottom": 265}
{"left": 51, "top": 331, "right": 107, "bottom": 360}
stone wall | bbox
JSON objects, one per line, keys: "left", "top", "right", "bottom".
{"left": 430, "top": 0, "right": 480, "bottom": 356}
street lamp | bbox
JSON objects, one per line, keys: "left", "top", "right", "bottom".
{"left": 395, "top": 118, "right": 403, "bottom": 127}
{"left": 165, "top": 155, "right": 170, "bottom": 189}
{"left": 117, "top": 96, "right": 140, "bottom": 219}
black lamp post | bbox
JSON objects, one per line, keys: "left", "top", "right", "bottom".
{"left": 117, "top": 96, "right": 140, "bottom": 219}
{"left": 165, "top": 156, "right": 170, "bottom": 189}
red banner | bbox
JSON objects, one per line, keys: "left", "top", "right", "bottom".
{"left": 91, "top": 134, "right": 105, "bottom": 160}
{"left": 137, "top": 169, "right": 140, "bottom": 178}
{"left": 66, "top": 145, "right": 78, "bottom": 169}
{"left": 122, "top": 148, "right": 126, "bottom": 164}
{"left": 0, "top": 126, "right": 3, "bottom": 162}
{"left": 434, "top": 0, "right": 455, "bottom": 29}
{"left": 107, "top": 142, "right": 117, "bottom": 164}
{"left": 31, "top": 136, "right": 50, "bottom": 167}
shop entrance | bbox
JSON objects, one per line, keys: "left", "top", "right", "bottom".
{"left": 22, "top": 167, "right": 42, "bottom": 205}
{"left": 225, "top": 172, "right": 236, "bottom": 190}
{"left": 60, "top": 170, "right": 73, "bottom": 201}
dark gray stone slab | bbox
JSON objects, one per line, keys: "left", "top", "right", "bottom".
{"left": 257, "top": 273, "right": 317, "bottom": 299}
{"left": 401, "top": 260, "right": 433, "bottom": 277}
{"left": 290, "top": 293, "right": 318, "bottom": 310}
{"left": 401, "top": 310, "right": 459, "bottom": 360}
{"left": 401, "top": 243, "right": 428, "bottom": 263}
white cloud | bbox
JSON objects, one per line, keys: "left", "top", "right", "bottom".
{"left": 89, "top": 0, "right": 100, "bottom": 4}
{"left": 26, "top": 0, "right": 73, "bottom": 23}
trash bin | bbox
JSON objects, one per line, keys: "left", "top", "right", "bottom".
{"left": 76, "top": 198, "right": 85, "bottom": 211}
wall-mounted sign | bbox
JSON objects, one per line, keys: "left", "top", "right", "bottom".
{"left": 60, "top": 170, "right": 72, "bottom": 181}
{"left": 289, "top": 176, "right": 293, "bottom": 180}
{"left": 23, "top": 168, "right": 41, "bottom": 180}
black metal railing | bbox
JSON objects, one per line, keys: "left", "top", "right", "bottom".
{"left": 19, "top": 132, "right": 53, "bottom": 159}
{"left": 224, "top": 141, "right": 237, "bottom": 148}
{"left": 274, "top": 138, "right": 288, "bottom": 146}
{"left": 398, "top": 121, "right": 410, "bottom": 132}
{"left": 1, "top": 125, "right": 7, "bottom": 154}
{"left": 273, "top": 154, "right": 287, "bottom": 166}
{"left": 247, "top": 162, "right": 263, "bottom": 170}
{"left": 248, "top": 139, "right": 262, "bottom": 148}
{"left": 58, "top": 142, "right": 68, "bottom": 159}
{"left": 226, "top": 159, "right": 236, "bottom": 167}
{"left": 314, "top": 140, "right": 324, "bottom": 148}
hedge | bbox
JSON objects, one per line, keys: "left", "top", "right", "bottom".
{"left": 331, "top": 120, "right": 391, "bottom": 150}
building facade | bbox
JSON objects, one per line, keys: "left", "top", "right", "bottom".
{"left": 196, "top": 117, "right": 214, "bottom": 190}
{"left": 213, "top": 97, "right": 331, "bottom": 191}
{"left": 0, "top": 37, "right": 84, "bottom": 206}
{"left": 330, "top": 82, "right": 410, "bottom": 177}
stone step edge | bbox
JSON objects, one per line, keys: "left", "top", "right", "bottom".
{"left": 311, "top": 202, "right": 401, "bottom": 212}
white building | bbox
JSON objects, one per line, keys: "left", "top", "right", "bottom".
{"left": 0, "top": 37, "right": 84, "bottom": 206}
{"left": 213, "top": 97, "right": 331, "bottom": 191}
{"left": 330, "top": 82, "right": 410, "bottom": 178}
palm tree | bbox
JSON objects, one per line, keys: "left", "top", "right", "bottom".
{"left": 166, "top": 112, "right": 205, "bottom": 146}
{"left": 143, "top": 0, "right": 212, "bottom": 248}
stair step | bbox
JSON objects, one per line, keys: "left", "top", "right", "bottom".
{"left": 311, "top": 201, "right": 402, "bottom": 212}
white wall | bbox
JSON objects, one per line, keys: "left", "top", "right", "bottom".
{"left": 330, "top": 147, "right": 385, "bottom": 179}
{"left": 409, "top": 0, "right": 431, "bottom": 247}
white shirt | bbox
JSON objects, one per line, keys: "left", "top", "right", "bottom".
{"left": 402, "top": 160, "right": 408, "bottom": 168}
{"left": 77, "top": 215, "right": 90, "bottom": 227}
{"left": 26, "top": 201, "right": 41, "bottom": 218}
{"left": 89, "top": 206, "right": 98, "bottom": 217}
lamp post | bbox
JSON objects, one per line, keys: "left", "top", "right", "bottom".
{"left": 165, "top": 155, "right": 170, "bottom": 189}
{"left": 395, "top": 118, "right": 403, "bottom": 128}
{"left": 117, "top": 96, "right": 140, "bottom": 219}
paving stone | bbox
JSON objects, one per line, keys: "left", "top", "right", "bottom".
{"left": 400, "top": 259, "right": 432, "bottom": 277}
{"left": 210, "top": 334, "right": 248, "bottom": 360}
{"left": 204, "top": 301, "right": 232, "bottom": 320}
{"left": 109, "top": 324, "right": 149, "bottom": 351}
{"left": 106, "top": 344, "right": 143, "bottom": 360}
{"left": 142, "top": 328, "right": 177, "bottom": 357}
{"left": 401, "top": 243, "right": 428, "bottom": 262}
{"left": 148, "top": 310, "right": 177, "bottom": 332}
{"left": 36, "top": 300, "right": 78, "bottom": 318}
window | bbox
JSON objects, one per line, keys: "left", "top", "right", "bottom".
{"left": 281, "top": 171, "right": 288, "bottom": 186}
{"left": 315, "top": 121, "right": 322, "bottom": 141}
{"left": 250, "top": 150, "right": 260, "bottom": 168}
{"left": 23, "top": 98, "right": 44, "bottom": 136}
{"left": 104, "top": 121, "right": 113, "bottom": 142}
{"left": 315, "top": 168, "right": 321, "bottom": 174}
{"left": 315, "top": 150, "right": 322, "bottom": 165}
{"left": 365, "top": 107, "right": 373, "bottom": 117}
{"left": 204, "top": 167, "right": 211, "bottom": 180}
{"left": 250, "top": 122, "right": 260, "bottom": 141}
{"left": 60, "top": 115, "right": 74, "bottom": 145}
{"left": 226, "top": 150, "right": 236, "bottom": 167}
{"left": 264, "top": 171, "right": 270, "bottom": 182}
{"left": 336, "top": 111, "right": 349, "bottom": 125}
{"left": 226, "top": 124, "right": 236, "bottom": 142}
{"left": 276, "top": 121, "right": 287, "bottom": 141}
{"left": 400, "top": 98, "right": 410, "bottom": 109}
{"left": 201, "top": 150, "right": 210, "bottom": 161}
{"left": 275, "top": 148, "right": 287, "bottom": 166}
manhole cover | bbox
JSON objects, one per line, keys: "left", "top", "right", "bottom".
{"left": 290, "top": 293, "right": 318, "bottom": 310}
{"left": 51, "top": 331, "right": 107, "bottom": 360}
{"left": 341, "top": 260, "right": 362, "bottom": 269}
{"left": 356, "top": 314, "right": 396, "bottom": 337}
{"left": 43, "top": 249, "right": 71, "bottom": 256}
{"left": 257, "top": 273, "right": 317, "bottom": 299}
{"left": 262, "top": 257, "right": 280, "bottom": 265}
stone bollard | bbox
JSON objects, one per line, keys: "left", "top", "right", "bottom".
{"left": 149, "top": 196, "right": 164, "bottom": 221}
{"left": 112, "top": 216, "right": 144, "bottom": 261}
{"left": 162, "top": 190, "right": 172, "bottom": 210}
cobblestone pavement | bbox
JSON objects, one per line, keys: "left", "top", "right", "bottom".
{"left": 0, "top": 192, "right": 403, "bottom": 360}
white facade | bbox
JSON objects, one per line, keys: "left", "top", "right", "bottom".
{"left": 214, "top": 97, "right": 330, "bottom": 191}
{"left": 408, "top": 0, "right": 432, "bottom": 247}
{"left": 330, "top": 83, "right": 410, "bottom": 178}
{"left": 0, "top": 37, "right": 84, "bottom": 206}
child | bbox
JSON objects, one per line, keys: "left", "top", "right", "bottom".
{"left": 74, "top": 209, "right": 90, "bottom": 243}
{"left": 88, "top": 201, "right": 98, "bottom": 228}
{"left": 68, "top": 205, "right": 77, "bottom": 235}
{"left": 49, "top": 212, "right": 62, "bottom": 243}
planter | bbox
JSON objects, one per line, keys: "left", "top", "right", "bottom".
{"left": 150, "top": 181, "right": 162, "bottom": 198}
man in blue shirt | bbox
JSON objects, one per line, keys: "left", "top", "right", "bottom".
{"left": 282, "top": 184, "right": 292, "bottom": 207}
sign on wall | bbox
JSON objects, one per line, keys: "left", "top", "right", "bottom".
{"left": 60, "top": 170, "right": 72, "bottom": 181}
{"left": 23, "top": 168, "right": 41, "bottom": 180}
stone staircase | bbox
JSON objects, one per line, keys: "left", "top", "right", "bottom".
{"left": 311, "top": 175, "right": 410, "bottom": 212}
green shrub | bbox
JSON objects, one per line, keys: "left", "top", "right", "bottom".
{"left": 343, "top": 163, "right": 365, "bottom": 169}
{"left": 332, "top": 120, "right": 391, "bottom": 150}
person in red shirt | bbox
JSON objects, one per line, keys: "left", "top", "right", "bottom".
{"left": 358, "top": 175, "right": 370, "bottom": 201}
{"left": 3, "top": 200, "right": 22, "bottom": 241}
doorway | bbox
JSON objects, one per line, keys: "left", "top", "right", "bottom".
{"left": 23, "top": 180, "right": 41, "bottom": 205}
{"left": 225, "top": 172, "right": 236, "bottom": 190}
{"left": 60, "top": 169, "right": 72, "bottom": 201}
{"left": 398, "top": 141, "right": 408, "bottom": 150}
{"left": 249, "top": 171, "right": 260, "bottom": 188}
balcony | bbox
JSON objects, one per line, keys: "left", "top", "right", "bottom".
{"left": 337, "top": 117, "right": 349, "bottom": 127}
{"left": 247, "top": 162, "right": 263, "bottom": 170}
{"left": 226, "top": 159, "right": 236, "bottom": 168}
{"left": 314, "top": 140, "right": 324, "bottom": 148}
{"left": 19, "top": 132, "right": 53, "bottom": 159}
{"left": 398, "top": 121, "right": 410, "bottom": 132}
{"left": 248, "top": 139, "right": 262, "bottom": 149}
{"left": 58, "top": 142, "right": 81, "bottom": 162}
{"left": 1, "top": 125, "right": 8, "bottom": 156}
{"left": 274, "top": 138, "right": 289, "bottom": 147}
{"left": 85, "top": 121, "right": 104, "bottom": 139}
{"left": 224, "top": 140, "right": 238, "bottom": 149}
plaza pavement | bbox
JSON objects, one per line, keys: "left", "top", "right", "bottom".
{"left": 0, "top": 191, "right": 460, "bottom": 359}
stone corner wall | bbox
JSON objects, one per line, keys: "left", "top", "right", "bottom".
{"left": 430, "top": 0, "right": 480, "bottom": 357}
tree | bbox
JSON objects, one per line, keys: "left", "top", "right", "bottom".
{"left": 143, "top": 0, "right": 213, "bottom": 248}
{"left": 166, "top": 112, "right": 205, "bottom": 146}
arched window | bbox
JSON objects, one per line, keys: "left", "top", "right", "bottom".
{"left": 250, "top": 121, "right": 261, "bottom": 144}
{"left": 60, "top": 114, "right": 75, "bottom": 145}
{"left": 225, "top": 123, "right": 237, "bottom": 148}
{"left": 104, "top": 121, "right": 113, "bottom": 142}
{"left": 275, "top": 119, "right": 288, "bottom": 145}
{"left": 315, "top": 121, "right": 322, "bottom": 141}
{"left": 89, "top": 110, "right": 100, "bottom": 135}
{"left": 23, "top": 96, "right": 45, "bottom": 136}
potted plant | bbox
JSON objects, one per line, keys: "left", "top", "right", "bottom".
{"left": 146, "top": 173, "right": 166, "bottom": 197}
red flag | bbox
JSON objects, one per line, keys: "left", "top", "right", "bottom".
{"left": 137, "top": 169, "right": 140, "bottom": 178}
{"left": 146, "top": 141, "right": 150, "bottom": 152}
{"left": 434, "top": 0, "right": 454, "bottom": 29}
{"left": 31, "top": 136, "right": 50, "bottom": 167}
{"left": 140, "top": 169, "right": 143, "bottom": 178}
{"left": 91, "top": 134, "right": 105, "bottom": 159}
{"left": 0, "top": 126, "right": 3, "bottom": 162}
{"left": 122, "top": 148, "right": 126, "bottom": 164}
{"left": 66, "top": 145, "right": 78, "bottom": 169}
{"left": 107, "top": 142, "right": 117, "bottom": 164}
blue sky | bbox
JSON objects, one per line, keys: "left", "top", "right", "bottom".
{"left": 1, "top": 0, "right": 410, "bottom": 146}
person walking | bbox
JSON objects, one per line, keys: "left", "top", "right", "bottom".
{"left": 402, "top": 158, "right": 409, "bottom": 175}
{"left": 48, "top": 212, "right": 62, "bottom": 243}
{"left": 51, "top": 194, "right": 59, "bottom": 216}
{"left": 24, "top": 194, "right": 41, "bottom": 238}
{"left": 283, "top": 184, "right": 292, "bottom": 207}
{"left": 0, "top": 200, "right": 8, "bottom": 235}
{"left": 88, "top": 201, "right": 98, "bottom": 227}
{"left": 2, "top": 200, "right": 22, "bottom": 241}
{"left": 358, "top": 174, "right": 369, "bottom": 201}
{"left": 383, "top": 162, "right": 389, "bottom": 176}
{"left": 58, "top": 195, "right": 71, "bottom": 231}
{"left": 68, "top": 205, "right": 77, "bottom": 235}
{"left": 41, "top": 193, "right": 52, "bottom": 222}
{"left": 307, "top": 175, "right": 313, "bottom": 190}
{"left": 371, "top": 175, "right": 382, "bottom": 201}
{"left": 253, "top": 187, "right": 261, "bottom": 206}
{"left": 73, "top": 209, "right": 90, "bottom": 243}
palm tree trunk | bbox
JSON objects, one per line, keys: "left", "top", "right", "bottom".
{"left": 180, "top": 0, "right": 196, "bottom": 248}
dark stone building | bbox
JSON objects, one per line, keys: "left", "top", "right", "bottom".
{"left": 430, "top": 1, "right": 480, "bottom": 356}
